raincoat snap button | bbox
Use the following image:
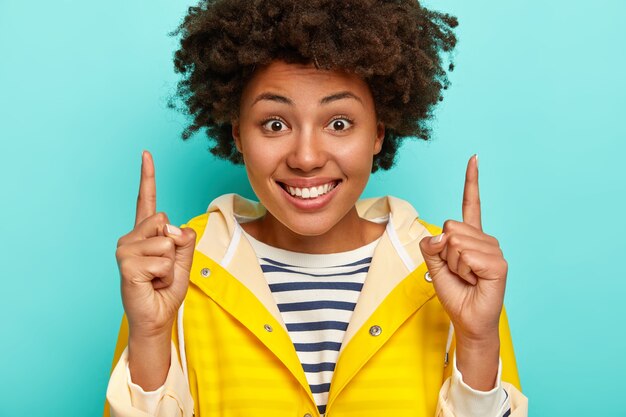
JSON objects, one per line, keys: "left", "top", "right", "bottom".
{"left": 304, "top": 414, "right": 313, "bottom": 417}
{"left": 264, "top": 324, "right": 273, "bottom": 332}
{"left": 369, "top": 325, "right": 382, "bottom": 336}
{"left": 424, "top": 271, "right": 432, "bottom": 282}
{"left": 200, "top": 268, "right": 211, "bottom": 278}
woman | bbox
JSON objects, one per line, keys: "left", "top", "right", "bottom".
{"left": 105, "top": 1, "right": 527, "bottom": 416}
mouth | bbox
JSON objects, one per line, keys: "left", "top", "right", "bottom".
{"left": 277, "top": 180, "right": 342, "bottom": 200}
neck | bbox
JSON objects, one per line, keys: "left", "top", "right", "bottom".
{"left": 241, "top": 206, "right": 385, "bottom": 254}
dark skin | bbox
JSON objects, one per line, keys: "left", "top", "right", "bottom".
{"left": 115, "top": 151, "right": 196, "bottom": 390}
{"left": 119, "top": 153, "right": 504, "bottom": 392}
{"left": 117, "top": 65, "right": 505, "bottom": 392}
{"left": 420, "top": 155, "right": 505, "bottom": 390}
{"left": 231, "top": 61, "right": 387, "bottom": 255}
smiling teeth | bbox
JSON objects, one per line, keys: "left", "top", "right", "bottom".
{"left": 287, "top": 182, "right": 336, "bottom": 199}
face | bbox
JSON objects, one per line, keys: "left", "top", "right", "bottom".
{"left": 232, "top": 60, "right": 384, "bottom": 238}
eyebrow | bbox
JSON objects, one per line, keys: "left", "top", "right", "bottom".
{"left": 320, "top": 91, "right": 363, "bottom": 105}
{"left": 251, "top": 93, "right": 293, "bottom": 106}
{"left": 250, "top": 91, "right": 363, "bottom": 107}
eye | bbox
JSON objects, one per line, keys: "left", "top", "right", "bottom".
{"left": 261, "top": 118, "right": 288, "bottom": 132}
{"left": 326, "top": 116, "right": 354, "bottom": 132}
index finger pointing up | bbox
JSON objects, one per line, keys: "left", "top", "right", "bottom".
{"left": 462, "top": 154, "right": 482, "bottom": 231}
{"left": 135, "top": 150, "right": 157, "bottom": 227}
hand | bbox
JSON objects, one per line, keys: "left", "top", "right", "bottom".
{"left": 115, "top": 151, "right": 197, "bottom": 339}
{"left": 419, "top": 155, "right": 507, "bottom": 389}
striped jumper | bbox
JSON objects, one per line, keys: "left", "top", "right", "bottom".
{"left": 242, "top": 228, "right": 380, "bottom": 416}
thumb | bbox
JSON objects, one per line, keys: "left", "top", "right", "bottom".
{"left": 419, "top": 233, "right": 448, "bottom": 278}
{"left": 164, "top": 224, "right": 197, "bottom": 273}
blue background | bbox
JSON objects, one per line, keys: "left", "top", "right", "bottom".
{"left": 1, "top": 0, "right": 624, "bottom": 415}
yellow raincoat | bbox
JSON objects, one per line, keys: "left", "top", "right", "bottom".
{"left": 105, "top": 194, "right": 527, "bottom": 417}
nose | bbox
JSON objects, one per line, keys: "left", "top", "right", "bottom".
{"left": 285, "top": 127, "right": 327, "bottom": 172}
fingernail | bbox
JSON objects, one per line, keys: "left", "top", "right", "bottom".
{"left": 475, "top": 154, "right": 479, "bottom": 168}
{"left": 166, "top": 224, "right": 182, "bottom": 236}
{"left": 431, "top": 233, "right": 445, "bottom": 244}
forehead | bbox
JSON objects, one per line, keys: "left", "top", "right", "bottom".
{"left": 241, "top": 60, "right": 373, "bottom": 105}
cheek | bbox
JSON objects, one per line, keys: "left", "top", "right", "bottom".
{"left": 239, "top": 131, "right": 279, "bottom": 175}
{"left": 335, "top": 140, "right": 376, "bottom": 176}
{"left": 240, "top": 142, "right": 285, "bottom": 204}
{"left": 244, "top": 150, "right": 277, "bottom": 186}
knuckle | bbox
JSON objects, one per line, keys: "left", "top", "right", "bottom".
{"left": 162, "top": 257, "right": 174, "bottom": 271}
{"left": 115, "top": 246, "right": 126, "bottom": 262}
{"left": 117, "top": 258, "right": 132, "bottom": 277}
{"left": 459, "top": 250, "right": 472, "bottom": 263}
{"left": 163, "top": 237, "right": 176, "bottom": 252}
{"left": 155, "top": 211, "right": 169, "bottom": 224}
{"left": 457, "top": 264, "right": 471, "bottom": 278}
{"left": 138, "top": 193, "right": 156, "bottom": 204}
{"left": 463, "top": 196, "right": 480, "bottom": 206}
{"left": 117, "top": 232, "right": 132, "bottom": 248}
{"left": 447, "top": 234, "right": 461, "bottom": 248}
{"left": 501, "top": 258, "right": 509, "bottom": 272}
{"left": 153, "top": 258, "right": 170, "bottom": 275}
{"left": 443, "top": 219, "right": 458, "bottom": 232}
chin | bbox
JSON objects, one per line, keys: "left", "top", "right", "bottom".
{"left": 281, "top": 215, "right": 338, "bottom": 238}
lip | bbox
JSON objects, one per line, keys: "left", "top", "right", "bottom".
{"left": 276, "top": 179, "right": 342, "bottom": 211}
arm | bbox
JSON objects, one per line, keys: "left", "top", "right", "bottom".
{"left": 419, "top": 156, "right": 528, "bottom": 416}
{"left": 105, "top": 151, "right": 196, "bottom": 417}
{"left": 437, "top": 308, "right": 528, "bottom": 417}
{"left": 106, "top": 338, "right": 194, "bottom": 417}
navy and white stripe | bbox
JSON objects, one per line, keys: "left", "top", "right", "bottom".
{"left": 502, "top": 389, "right": 511, "bottom": 417}
{"left": 242, "top": 227, "right": 380, "bottom": 416}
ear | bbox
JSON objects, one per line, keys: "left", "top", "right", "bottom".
{"left": 373, "top": 121, "right": 385, "bottom": 155}
{"left": 231, "top": 119, "right": 242, "bottom": 153}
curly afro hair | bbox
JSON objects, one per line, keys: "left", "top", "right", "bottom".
{"left": 170, "top": 0, "right": 458, "bottom": 172}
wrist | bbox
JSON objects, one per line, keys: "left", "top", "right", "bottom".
{"left": 127, "top": 317, "right": 175, "bottom": 340}
{"left": 454, "top": 330, "right": 500, "bottom": 391}
{"left": 128, "top": 328, "right": 172, "bottom": 391}
{"left": 455, "top": 328, "right": 500, "bottom": 351}
{"left": 129, "top": 324, "right": 173, "bottom": 344}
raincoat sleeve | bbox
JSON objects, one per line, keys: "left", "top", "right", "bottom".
{"left": 436, "top": 307, "right": 528, "bottom": 417}
{"left": 103, "top": 314, "right": 194, "bottom": 417}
